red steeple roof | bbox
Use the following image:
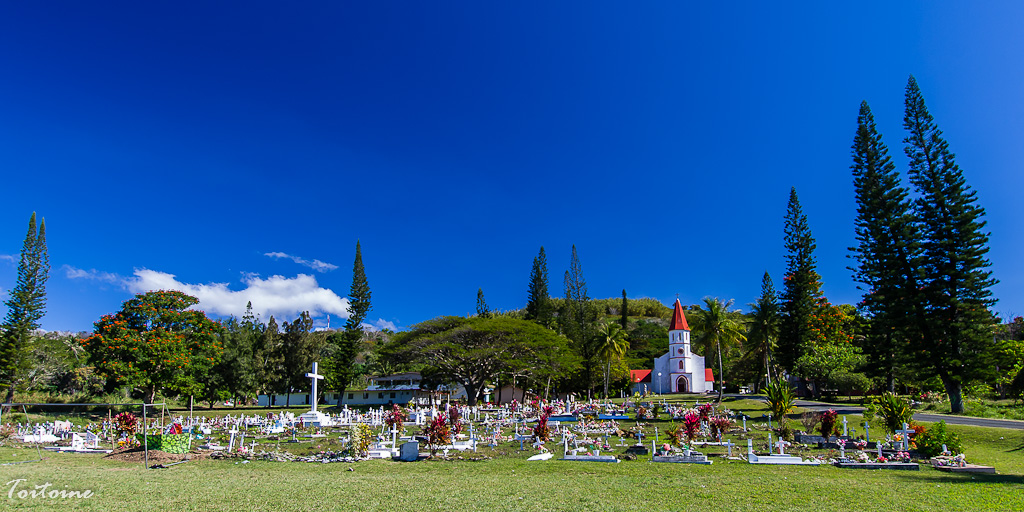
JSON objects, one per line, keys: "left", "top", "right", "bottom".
{"left": 668, "top": 298, "right": 690, "bottom": 331}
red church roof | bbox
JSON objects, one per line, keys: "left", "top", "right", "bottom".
{"left": 705, "top": 368, "right": 715, "bottom": 383}
{"left": 630, "top": 369, "right": 652, "bottom": 383}
{"left": 668, "top": 298, "right": 690, "bottom": 331}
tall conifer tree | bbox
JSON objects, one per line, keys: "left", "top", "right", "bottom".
{"left": 326, "top": 241, "right": 373, "bottom": 402}
{"left": 525, "top": 247, "right": 552, "bottom": 326}
{"left": 747, "top": 271, "right": 780, "bottom": 387}
{"left": 476, "top": 288, "right": 491, "bottom": 318}
{"left": 1, "top": 213, "right": 49, "bottom": 403}
{"left": 849, "top": 101, "right": 920, "bottom": 392}
{"left": 563, "top": 245, "right": 597, "bottom": 397}
{"left": 779, "top": 188, "right": 824, "bottom": 372}
{"left": 903, "top": 76, "right": 997, "bottom": 413}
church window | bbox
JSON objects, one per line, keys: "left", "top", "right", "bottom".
{"left": 679, "top": 360, "right": 684, "bottom": 370}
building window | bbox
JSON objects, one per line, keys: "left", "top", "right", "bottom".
{"left": 363, "top": 393, "right": 369, "bottom": 399}
{"left": 679, "top": 360, "right": 684, "bottom": 370}
{"left": 390, "top": 392, "right": 396, "bottom": 399}
{"left": 348, "top": 393, "right": 354, "bottom": 400}
{"left": 678, "top": 348, "right": 684, "bottom": 355}
{"left": 378, "top": 393, "right": 384, "bottom": 399}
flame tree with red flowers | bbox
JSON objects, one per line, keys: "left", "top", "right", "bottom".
{"left": 81, "top": 291, "right": 224, "bottom": 404}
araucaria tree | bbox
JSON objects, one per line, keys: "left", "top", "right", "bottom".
{"left": 746, "top": 272, "right": 780, "bottom": 388}
{"left": 524, "top": 247, "right": 552, "bottom": 326}
{"left": 0, "top": 213, "right": 49, "bottom": 403}
{"left": 563, "top": 245, "right": 598, "bottom": 398}
{"left": 849, "top": 100, "right": 920, "bottom": 392}
{"left": 903, "top": 76, "right": 997, "bottom": 413}
{"left": 325, "top": 241, "right": 372, "bottom": 403}
{"left": 81, "top": 291, "right": 224, "bottom": 403}
{"left": 778, "top": 188, "right": 825, "bottom": 372}
{"left": 476, "top": 288, "right": 490, "bottom": 318}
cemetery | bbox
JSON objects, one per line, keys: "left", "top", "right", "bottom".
{"left": 2, "top": 383, "right": 1022, "bottom": 511}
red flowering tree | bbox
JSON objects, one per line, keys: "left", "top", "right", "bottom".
{"left": 81, "top": 291, "right": 223, "bottom": 403}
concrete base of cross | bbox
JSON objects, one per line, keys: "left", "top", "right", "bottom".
{"left": 298, "top": 410, "right": 333, "bottom": 427}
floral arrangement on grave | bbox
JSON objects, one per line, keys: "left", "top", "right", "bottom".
{"left": 682, "top": 412, "right": 702, "bottom": 445}
{"left": 650, "top": 404, "right": 661, "bottom": 419}
{"left": 422, "top": 413, "right": 453, "bottom": 456}
{"left": 113, "top": 412, "right": 139, "bottom": 436}
{"left": 532, "top": 406, "right": 553, "bottom": 442}
{"left": 853, "top": 439, "right": 868, "bottom": 450}
{"left": 709, "top": 416, "right": 732, "bottom": 442}
{"left": 165, "top": 423, "right": 183, "bottom": 435}
{"left": 818, "top": 409, "right": 839, "bottom": 438}
{"left": 385, "top": 404, "right": 408, "bottom": 434}
{"left": 856, "top": 452, "right": 870, "bottom": 463}
{"left": 697, "top": 403, "right": 715, "bottom": 422}
{"left": 933, "top": 453, "right": 966, "bottom": 467}
{"left": 892, "top": 451, "right": 912, "bottom": 463}
{"left": 509, "top": 400, "right": 519, "bottom": 413}
{"left": 448, "top": 406, "right": 464, "bottom": 436}
{"left": 350, "top": 423, "right": 374, "bottom": 458}
{"left": 635, "top": 406, "right": 651, "bottom": 420}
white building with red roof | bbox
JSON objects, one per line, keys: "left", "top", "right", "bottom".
{"left": 651, "top": 298, "right": 713, "bottom": 393}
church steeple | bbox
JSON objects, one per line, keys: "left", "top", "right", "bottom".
{"left": 668, "top": 298, "right": 689, "bottom": 331}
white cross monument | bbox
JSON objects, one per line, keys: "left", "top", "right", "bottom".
{"left": 298, "top": 362, "right": 333, "bottom": 427}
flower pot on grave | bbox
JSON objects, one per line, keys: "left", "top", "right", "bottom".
{"left": 136, "top": 434, "right": 193, "bottom": 454}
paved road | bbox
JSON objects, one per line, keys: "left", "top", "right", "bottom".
{"left": 793, "top": 399, "right": 1024, "bottom": 430}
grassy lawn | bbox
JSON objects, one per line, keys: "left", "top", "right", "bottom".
{"left": 2, "top": 397, "right": 1023, "bottom": 511}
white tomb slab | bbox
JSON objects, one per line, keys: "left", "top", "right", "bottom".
{"left": 746, "top": 439, "right": 819, "bottom": 465}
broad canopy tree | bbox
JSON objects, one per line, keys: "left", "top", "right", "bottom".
{"left": 82, "top": 291, "right": 224, "bottom": 404}
{"left": 385, "top": 316, "right": 576, "bottom": 405}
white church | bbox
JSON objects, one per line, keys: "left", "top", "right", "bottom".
{"left": 651, "top": 298, "right": 714, "bottom": 394}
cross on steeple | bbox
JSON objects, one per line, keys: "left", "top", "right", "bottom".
{"left": 306, "top": 362, "right": 325, "bottom": 413}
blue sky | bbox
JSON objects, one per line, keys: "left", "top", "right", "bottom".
{"left": 2, "top": 2, "right": 1023, "bottom": 332}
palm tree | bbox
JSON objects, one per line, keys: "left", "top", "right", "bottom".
{"left": 692, "top": 297, "right": 747, "bottom": 403}
{"left": 597, "top": 321, "right": 629, "bottom": 399}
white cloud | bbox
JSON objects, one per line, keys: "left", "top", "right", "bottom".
{"left": 364, "top": 318, "right": 398, "bottom": 332}
{"left": 64, "top": 264, "right": 351, "bottom": 321}
{"left": 264, "top": 252, "right": 338, "bottom": 273}
{"left": 125, "top": 269, "right": 351, "bottom": 321}
{"left": 0, "top": 254, "right": 15, "bottom": 264}
{"left": 63, "top": 265, "right": 124, "bottom": 285}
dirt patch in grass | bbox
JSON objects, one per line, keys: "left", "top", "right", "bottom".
{"left": 103, "top": 447, "right": 212, "bottom": 464}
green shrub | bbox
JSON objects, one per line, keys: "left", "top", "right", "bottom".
{"left": 914, "top": 421, "right": 963, "bottom": 458}
{"left": 764, "top": 380, "right": 795, "bottom": 420}
{"left": 871, "top": 392, "right": 913, "bottom": 434}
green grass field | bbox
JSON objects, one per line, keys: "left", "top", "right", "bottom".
{"left": 2, "top": 399, "right": 1023, "bottom": 511}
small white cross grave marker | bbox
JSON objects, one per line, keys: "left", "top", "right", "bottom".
{"left": 896, "top": 423, "right": 915, "bottom": 451}
{"left": 306, "top": 362, "right": 325, "bottom": 413}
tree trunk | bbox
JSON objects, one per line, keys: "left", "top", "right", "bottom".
{"left": 603, "top": 362, "right": 610, "bottom": 399}
{"left": 716, "top": 340, "right": 724, "bottom": 403}
{"left": 940, "top": 373, "right": 964, "bottom": 414}
{"left": 464, "top": 382, "right": 478, "bottom": 406}
{"left": 4, "top": 384, "right": 14, "bottom": 405}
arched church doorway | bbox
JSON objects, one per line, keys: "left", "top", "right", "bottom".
{"left": 676, "top": 376, "right": 690, "bottom": 393}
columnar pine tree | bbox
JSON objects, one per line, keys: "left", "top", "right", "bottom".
{"left": 476, "top": 288, "right": 491, "bottom": 318}
{"left": 0, "top": 213, "right": 49, "bottom": 403}
{"left": 903, "top": 76, "right": 997, "bottom": 413}
{"left": 563, "top": 245, "right": 597, "bottom": 398}
{"left": 326, "top": 241, "right": 373, "bottom": 402}
{"left": 620, "top": 289, "right": 629, "bottom": 330}
{"left": 849, "top": 100, "right": 921, "bottom": 393}
{"left": 525, "top": 247, "right": 552, "bottom": 326}
{"left": 747, "top": 271, "right": 780, "bottom": 388}
{"left": 779, "top": 188, "right": 825, "bottom": 372}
